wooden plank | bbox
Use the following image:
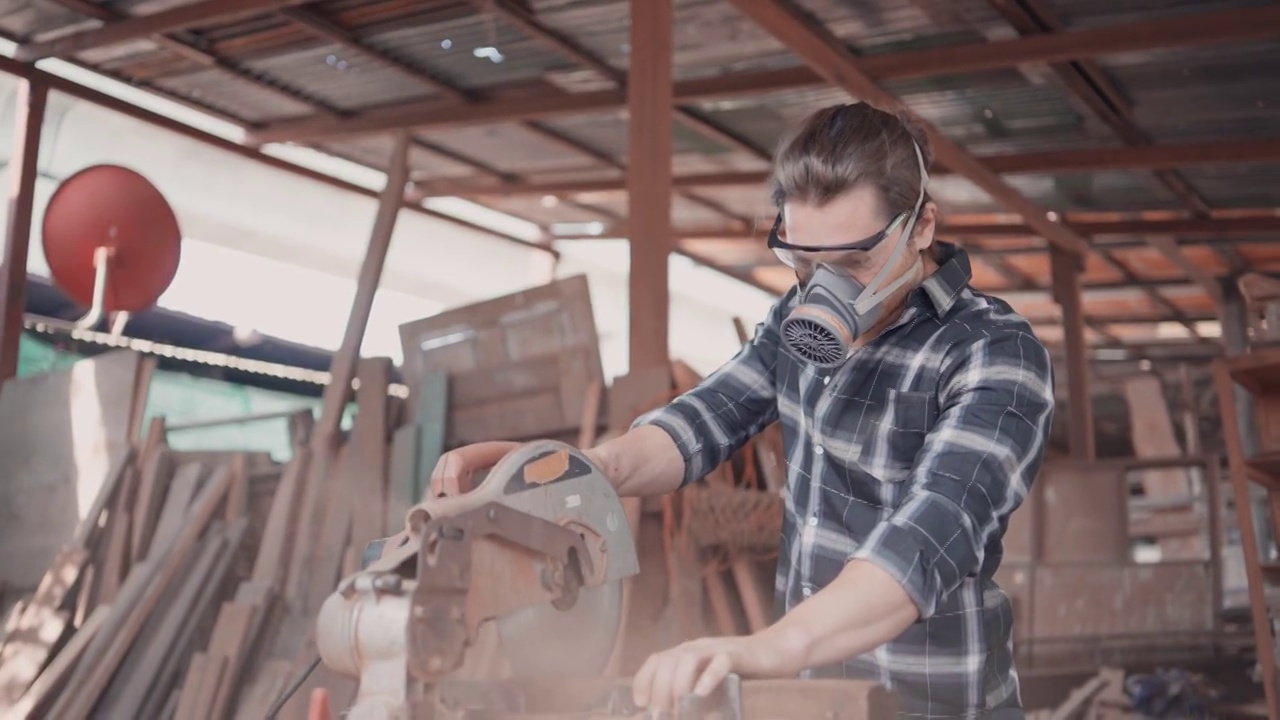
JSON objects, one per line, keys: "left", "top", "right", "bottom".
{"left": 130, "top": 418, "right": 172, "bottom": 564}
{"left": 0, "top": 547, "right": 87, "bottom": 707}
{"left": 172, "top": 652, "right": 226, "bottom": 720}
{"left": 304, "top": 444, "right": 353, "bottom": 613}
{"left": 93, "top": 525, "right": 226, "bottom": 712}
{"left": 1123, "top": 373, "right": 1205, "bottom": 559}
{"left": 348, "top": 358, "right": 391, "bottom": 550}
{"left": 91, "top": 526, "right": 228, "bottom": 718}
{"left": 46, "top": 467, "right": 232, "bottom": 720}
{"left": 206, "top": 602, "right": 256, "bottom": 720}
{"left": 4, "top": 602, "right": 111, "bottom": 719}
{"left": 252, "top": 449, "right": 310, "bottom": 590}
{"left": 134, "top": 523, "right": 245, "bottom": 720}
{"left": 146, "top": 462, "right": 203, "bottom": 560}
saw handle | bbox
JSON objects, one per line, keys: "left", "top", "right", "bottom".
{"left": 427, "top": 440, "right": 521, "bottom": 498}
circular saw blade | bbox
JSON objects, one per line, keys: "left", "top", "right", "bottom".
{"left": 495, "top": 579, "right": 624, "bottom": 677}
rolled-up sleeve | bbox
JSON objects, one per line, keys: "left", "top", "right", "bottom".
{"left": 632, "top": 291, "right": 793, "bottom": 486}
{"left": 849, "top": 327, "right": 1054, "bottom": 620}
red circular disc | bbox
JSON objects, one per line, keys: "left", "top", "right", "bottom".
{"left": 42, "top": 164, "right": 181, "bottom": 313}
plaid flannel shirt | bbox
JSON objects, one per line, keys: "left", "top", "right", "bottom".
{"left": 635, "top": 243, "right": 1055, "bottom": 718}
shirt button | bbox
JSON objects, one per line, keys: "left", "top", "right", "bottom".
{"left": 807, "top": 516, "right": 819, "bottom": 527}
{"left": 802, "top": 586, "right": 813, "bottom": 597}
{"left": 823, "top": 376, "right": 830, "bottom": 386}
{"left": 813, "top": 444, "right": 824, "bottom": 455}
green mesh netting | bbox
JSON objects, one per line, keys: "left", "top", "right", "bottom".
{"left": 16, "top": 335, "right": 344, "bottom": 462}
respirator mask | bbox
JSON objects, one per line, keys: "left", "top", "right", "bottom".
{"left": 770, "top": 139, "right": 930, "bottom": 368}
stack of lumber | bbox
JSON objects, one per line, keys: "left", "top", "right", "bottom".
{"left": 0, "top": 348, "right": 313, "bottom": 718}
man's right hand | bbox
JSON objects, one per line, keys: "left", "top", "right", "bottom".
{"left": 427, "top": 440, "right": 522, "bottom": 499}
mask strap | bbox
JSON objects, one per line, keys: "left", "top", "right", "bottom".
{"left": 851, "top": 139, "right": 929, "bottom": 315}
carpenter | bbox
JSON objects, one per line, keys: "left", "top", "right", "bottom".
{"left": 435, "top": 101, "right": 1054, "bottom": 719}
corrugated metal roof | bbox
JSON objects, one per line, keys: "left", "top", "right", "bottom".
{"left": 363, "top": 13, "right": 576, "bottom": 90}
{"left": 1102, "top": 39, "right": 1280, "bottom": 144}
{"left": 151, "top": 67, "right": 318, "bottom": 124}
{"left": 0, "top": 0, "right": 1273, "bottom": 338}
{"left": 424, "top": 122, "right": 604, "bottom": 175}
{"left": 237, "top": 40, "right": 440, "bottom": 112}
{"left": 1046, "top": 0, "right": 1274, "bottom": 28}
{"left": 1180, "top": 163, "right": 1280, "bottom": 209}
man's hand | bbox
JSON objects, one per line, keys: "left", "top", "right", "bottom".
{"left": 630, "top": 632, "right": 801, "bottom": 712}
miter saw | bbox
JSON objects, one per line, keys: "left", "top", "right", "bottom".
{"left": 313, "top": 439, "right": 640, "bottom": 719}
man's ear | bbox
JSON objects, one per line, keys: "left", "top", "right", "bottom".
{"left": 910, "top": 201, "right": 938, "bottom": 252}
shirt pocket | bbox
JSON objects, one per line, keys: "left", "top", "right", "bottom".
{"left": 826, "top": 387, "right": 939, "bottom": 484}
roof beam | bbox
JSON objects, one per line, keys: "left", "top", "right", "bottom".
{"left": 723, "top": 0, "right": 1090, "bottom": 255}
{"left": 15, "top": 0, "right": 317, "bottom": 62}
{"left": 658, "top": 214, "right": 1280, "bottom": 241}
{"left": 243, "top": 4, "right": 1280, "bottom": 145}
{"left": 412, "top": 138, "right": 1280, "bottom": 196}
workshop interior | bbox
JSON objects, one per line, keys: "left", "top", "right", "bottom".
{"left": 0, "top": 0, "right": 1279, "bottom": 718}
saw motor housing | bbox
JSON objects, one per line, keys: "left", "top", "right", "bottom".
{"left": 315, "top": 440, "right": 639, "bottom": 719}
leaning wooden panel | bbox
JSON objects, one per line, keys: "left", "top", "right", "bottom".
{"left": 397, "top": 275, "right": 604, "bottom": 446}
{"left": 1037, "top": 462, "right": 1129, "bottom": 564}
{"left": 1028, "top": 562, "right": 1213, "bottom": 640}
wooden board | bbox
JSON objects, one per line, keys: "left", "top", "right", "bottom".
{"left": 0, "top": 350, "right": 144, "bottom": 589}
{"left": 1029, "top": 561, "right": 1214, "bottom": 639}
{"left": 1003, "top": 462, "right": 1128, "bottom": 564}
{"left": 398, "top": 274, "right": 604, "bottom": 446}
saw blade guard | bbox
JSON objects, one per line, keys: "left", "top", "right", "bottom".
{"left": 407, "top": 439, "right": 639, "bottom": 589}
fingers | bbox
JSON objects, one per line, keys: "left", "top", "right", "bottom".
{"left": 632, "top": 651, "right": 658, "bottom": 708}
{"left": 631, "top": 642, "right": 728, "bottom": 714}
{"left": 693, "top": 653, "right": 732, "bottom": 697}
{"left": 427, "top": 441, "right": 521, "bottom": 499}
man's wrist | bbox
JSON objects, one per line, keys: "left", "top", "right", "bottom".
{"left": 748, "top": 621, "right": 812, "bottom": 678}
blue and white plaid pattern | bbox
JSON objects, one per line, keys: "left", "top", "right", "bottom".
{"left": 635, "top": 243, "right": 1055, "bottom": 717}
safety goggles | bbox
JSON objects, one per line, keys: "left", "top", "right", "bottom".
{"left": 766, "top": 210, "right": 909, "bottom": 272}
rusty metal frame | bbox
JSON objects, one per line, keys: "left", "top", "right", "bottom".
{"left": 412, "top": 138, "right": 1280, "bottom": 198}
{"left": 407, "top": 502, "right": 592, "bottom": 682}
{"left": 0, "top": 77, "right": 47, "bottom": 382}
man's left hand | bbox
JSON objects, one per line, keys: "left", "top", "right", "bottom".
{"left": 631, "top": 633, "right": 797, "bottom": 712}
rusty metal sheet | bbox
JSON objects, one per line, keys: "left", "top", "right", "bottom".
{"left": 1029, "top": 562, "right": 1214, "bottom": 639}
{"left": 1038, "top": 462, "right": 1130, "bottom": 563}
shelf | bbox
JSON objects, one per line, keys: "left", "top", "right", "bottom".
{"left": 1246, "top": 453, "right": 1280, "bottom": 491}
{"left": 1226, "top": 347, "right": 1280, "bottom": 394}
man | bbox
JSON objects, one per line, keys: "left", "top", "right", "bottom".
{"left": 433, "top": 102, "right": 1055, "bottom": 718}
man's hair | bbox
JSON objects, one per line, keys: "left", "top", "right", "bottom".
{"left": 769, "top": 102, "right": 934, "bottom": 222}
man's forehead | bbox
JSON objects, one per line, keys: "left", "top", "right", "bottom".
{"left": 782, "top": 190, "right": 892, "bottom": 240}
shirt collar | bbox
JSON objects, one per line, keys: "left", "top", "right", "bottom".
{"left": 914, "top": 241, "right": 971, "bottom": 316}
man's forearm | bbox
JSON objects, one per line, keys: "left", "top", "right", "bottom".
{"left": 754, "top": 559, "right": 920, "bottom": 675}
{"left": 590, "top": 424, "right": 687, "bottom": 497}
